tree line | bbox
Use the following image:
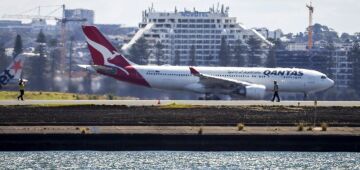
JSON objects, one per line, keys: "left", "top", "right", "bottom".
{"left": 127, "top": 35, "right": 270, "bottom": 67}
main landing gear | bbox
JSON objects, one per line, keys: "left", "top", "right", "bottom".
{"left": 303, "top": 93, "right": 308, "bottom": 101}
{"left": 198, "top": 93, "right": 221, "bottom": 100}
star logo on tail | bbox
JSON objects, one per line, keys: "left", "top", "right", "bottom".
{"left": 11, "top": 60, "right": 22, "bottom": 74}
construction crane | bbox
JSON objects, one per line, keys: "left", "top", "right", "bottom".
{"left": 306, "top": 1, "right": 314, "bottom": 50}
{"left": 2, "top": 4, "right": 87, "bottom": 86}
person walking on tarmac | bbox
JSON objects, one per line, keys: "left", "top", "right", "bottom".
{"left": 17, "top": 79, "right": 25, "bottom": 101}
{"left": 271, "top": 81, "right": 280, "bottom": 102}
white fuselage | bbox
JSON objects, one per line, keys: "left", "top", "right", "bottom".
{"left": 81, "top": 25, "right": 334, "bottom": 99}
{"left": 133, "top": 65, "right": 334, "bottom": 95}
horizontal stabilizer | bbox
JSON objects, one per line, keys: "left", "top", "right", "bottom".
{"left": 78, "top": 64, "right": 117, "bottom": 75}
{"left": 78, "top": 64, "right": 96, "bottom": 72}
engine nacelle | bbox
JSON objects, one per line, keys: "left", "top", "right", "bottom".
{"left": 238, "top": 84, "right": 266, "bottom": 99}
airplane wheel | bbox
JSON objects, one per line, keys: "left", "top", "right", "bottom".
{"left": 204, "top": 95, "right": 221, "bottom": 100}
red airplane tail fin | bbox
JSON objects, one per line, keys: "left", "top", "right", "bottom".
{"left": 82, "top": 25, "right": 134, "bottom": 68}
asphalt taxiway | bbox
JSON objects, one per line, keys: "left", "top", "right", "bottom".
{"left": 0, "top": 100, "right": 359, "bottom": 106}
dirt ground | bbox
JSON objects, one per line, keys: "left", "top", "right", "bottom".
{"left": 0, "top": 105, "right": 359, "bottom": 126}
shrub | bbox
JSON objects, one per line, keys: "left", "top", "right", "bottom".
{"left": 107, "top": 94, "right": 114, "bottom": 100}
{"left": 321, "top": 123, "right": 328, "bottom": 131}
{"left": 198, "top": 127, "right": 203, "bottom": 135}
{"left": 237, "top": 123, "right": 245, "bottom": 131}
{"left": 297, "top": 123, "right": 304, "bottom": 131}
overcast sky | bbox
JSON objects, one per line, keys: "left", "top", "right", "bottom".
{"left": 1, "top": 0, "right": 359, "bottom": 34}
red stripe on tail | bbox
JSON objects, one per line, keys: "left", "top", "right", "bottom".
{"left": 82, "top": 25, "right": 150, "bottom": 87}
{"left": 82, "top": 25, "right": 132, "bottom": 68}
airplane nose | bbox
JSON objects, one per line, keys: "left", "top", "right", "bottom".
{"left": 328, "top": 79, "right": 335, "bottom": 88}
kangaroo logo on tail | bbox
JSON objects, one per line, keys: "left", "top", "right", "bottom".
{"left": 85, "top": 36, "right": 129, "bottom": 75}
{"left": 82, "top": 25, "right": 150, "bottom": 87}
{"left": 82, "top": 25, "right": 135, "bottom": 76}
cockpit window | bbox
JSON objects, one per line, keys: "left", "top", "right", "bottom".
{"left": 321, "top": 76, "right": 326, "bottom": 79}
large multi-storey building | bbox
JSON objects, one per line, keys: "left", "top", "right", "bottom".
{"left": 331, "top": 50, "right": 353, "bottom": 89}
{"left": 275, "top": 49, "right": 352, "bottom": 89}
{"left": 123, "top": 6, "right": 272, "bottom": 65}
{"left": 64, "top": 9, "right": 94, "bottom": 32}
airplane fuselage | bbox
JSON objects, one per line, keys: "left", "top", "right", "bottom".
{"left": 82, "top": 25, "right": 334, "bottom": 99}
{"left": 108, "top": 65, "right": 334, "bottom": 95}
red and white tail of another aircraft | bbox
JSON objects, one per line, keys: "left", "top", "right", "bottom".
{"left": 0, "top": 54, "right": 25, "bottom": 89}
{"left": 80, "top": 25, "right": 334, "bottom": 99}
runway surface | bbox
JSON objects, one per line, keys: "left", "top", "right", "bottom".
{"left": 1, "top": 126, "right": 359, "bottom": 135}
{"left": 0, "top": 100, "right": 360, "bottom": 106}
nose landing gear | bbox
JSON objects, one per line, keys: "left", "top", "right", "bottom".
{"left": 303, "top": 93, "right": 308, "bottom": 100}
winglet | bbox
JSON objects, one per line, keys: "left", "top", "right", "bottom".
{"left": 189, "top": 67, "right": 200, "bottom": 75}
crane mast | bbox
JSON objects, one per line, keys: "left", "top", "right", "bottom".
{"left": 2, "top": 5, "right": 87, "bottom": 91}
{"left": 306, "top": 1, "right": 314, "bottom": 50}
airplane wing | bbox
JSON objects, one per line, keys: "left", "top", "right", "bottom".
{"left": 189, "top": 67, "right": 266, "bottom": 99}
{"left": 189, "top": 67, "right": 251, "bottom": 89}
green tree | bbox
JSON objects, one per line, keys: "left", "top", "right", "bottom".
{"left": 266, "top": 47, "right": 276, "bottom": 68}
{"left": 36, "top": 30, "right": 46, "bottom": 44}
{"left": 129, "top": 37, "right": 150, "bottom": 65}
{"left": 0, "top": 43, "right": 9, "bottom": 69}
{"left": 189, "top": 44, "right": 196, "bottom": 66}
{"left": 47, "top": 38, "right": 60, "bottom": 91}
{"left": 35, "top": 30, "right": 47, "bottom": 54}
{"left": 312, "top": 23, "right": 339, "bottom": 42}
{"left": 246, "top": 36, "right": 262, "bottom": 67}
{"left": 154, "top": 41, "right": 164, "bottom": 65}
{"left": 28, "top": 30, "right": 48, "bottom": 90}
{"left": 68, "top": 36, "right": 77, "bottom": 92}
{"left": 233, "top": 39, "right": 247, "bottom": 67}
{"left": 99, "top": 77, "right": 118, "bottom": 95}
{"left": 325, "top": 40, "right": 336, "bottom": 79}
{"left": 265, "top": 38, "right": 283, "bottom": 68}
{"left": 83, "top": 60, "right": 93, "bottom": 94}
{"left": 349, "top": 41, "right": 360, "bottom": 95}
{"left": 338, "top": 88, "right": 359, "bottom": 100}
{"left": 218, "top": 36, "right": 230, "bottom": 66}
{"left": 13, "top": 34, "right": 23, "bottom": 58}
{"left": 340, "top": 33, "right": 351, "bottom": 42}
{"left": 173, "top": 50, "right": 181, "bottom": 65}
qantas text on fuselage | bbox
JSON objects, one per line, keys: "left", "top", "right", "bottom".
{"left": 80, "top": 25, "right": 334, "bottom": 99}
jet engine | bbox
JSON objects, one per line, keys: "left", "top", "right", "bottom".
{"left": 237, "top": 84, "right": 266, "bottom": 99}
{"left": 80, "top": 65, "right": 118, "bottom": 75}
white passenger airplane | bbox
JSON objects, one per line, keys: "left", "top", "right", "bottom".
{"left": 80, "top": 25, "right": 334, "bottom": 100}
{"left": 0, "top": 54, "right": 25, "bottom": 89}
